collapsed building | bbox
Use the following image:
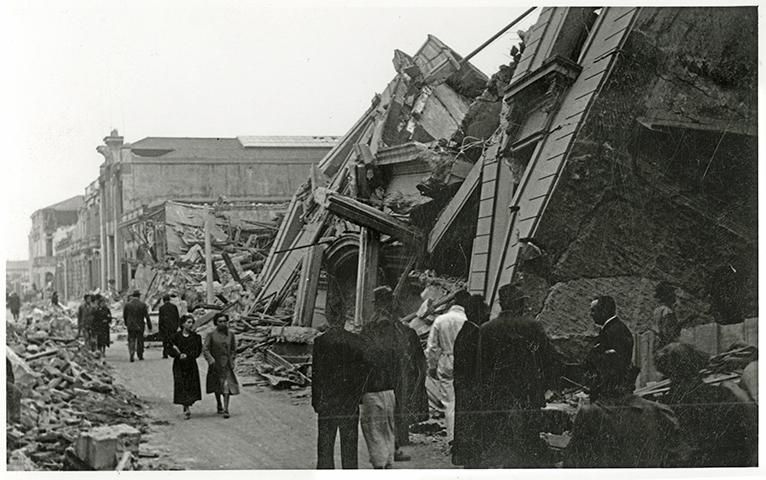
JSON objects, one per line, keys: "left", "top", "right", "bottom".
{"left": 254, "top": 6, "right": 757, "bottom": 369}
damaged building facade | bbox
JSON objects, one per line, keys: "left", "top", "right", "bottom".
{"left": 256, "top": 7, "right": 757, "bottom": 368}
{"left": 45, "top": 132, "right": 337, "bottom": 301}
{"left": 95, "top": 132, "right": 337, "bottom": 294}
{"left": 28, "top": 195, "right": 83, "bottom": 294}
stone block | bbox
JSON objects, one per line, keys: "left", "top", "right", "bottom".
{"left": 719, "top": 323, "right": 744, "bottom": 351}
{"left": 694, "top": 323, "right": 719, "bottom": 356}
{"left": 744, "top": 317, "right": 758, "bottom": 347}
{"left": 75, "top": 430, "right": 118, "bottom": 470}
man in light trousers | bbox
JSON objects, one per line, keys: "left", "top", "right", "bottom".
{"left": 426, "top": 290, "right": 470, "bottom": 442}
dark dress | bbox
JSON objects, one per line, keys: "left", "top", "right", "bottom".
{"left": 92, "top": 306, "right": 112, "bottom": 349}
{"left": 169, "top": 331, "right": 203, "bottom": 406}
{"left": 452, "top": 321, "right": 482, "bottom": 466}
{"left": 392, "top": 320, "right": 428, "bottom": 446}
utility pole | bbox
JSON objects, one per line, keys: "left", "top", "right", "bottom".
{"left": 204, "top": 208, "right": 214, "bottom": 304}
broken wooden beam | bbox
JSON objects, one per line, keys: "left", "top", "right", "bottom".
{"left": 25, "top": 349, "right": 60, "bottom": 361}
{"left": 314, "top": 187, "right": 422, "bottom": 243}
{"left": 221, "top": 252, "right": 244, "bottom": 286}
{"left": 427, "top": 158, "right": 482, "bottom": 253}
{"left": 399, "top": 290, "right": 458, "bottom": 324}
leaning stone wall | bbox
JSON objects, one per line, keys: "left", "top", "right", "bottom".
{"left": 520, "top": 7, "right": 757, "bottom": 361}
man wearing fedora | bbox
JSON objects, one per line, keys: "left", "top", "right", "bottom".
{"left": 123, "top": 290, "right": 153, "bottom": 362}
{"left": 478, "top": 284, "right": 557, "bottom": 468}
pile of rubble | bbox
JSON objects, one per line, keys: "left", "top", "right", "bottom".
{"left": 6, "top": 305, "right": 148, "bottom": 471}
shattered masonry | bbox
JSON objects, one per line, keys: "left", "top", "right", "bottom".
{"left": 256, "top": 7, "right": 757, "bottom": 364}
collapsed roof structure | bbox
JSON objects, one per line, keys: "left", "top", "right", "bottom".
{"left": 254, "top": 7, "right": 757, "bottom": 361}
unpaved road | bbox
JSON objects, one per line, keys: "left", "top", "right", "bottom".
{"left": 106, "top": 337, "right": 454, "bottom": 470}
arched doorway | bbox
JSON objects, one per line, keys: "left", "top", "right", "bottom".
{"left": 323, "top": 234, "right": 360, "bottom": 328}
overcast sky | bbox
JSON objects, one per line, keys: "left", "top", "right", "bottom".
{"left": 0, "top": 0, "right": 539, "bottom": 260}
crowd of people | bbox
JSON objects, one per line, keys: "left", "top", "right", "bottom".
{"left": 310, "top": 282, "right": 758, "bottom": 469}
{"left": 76, "top": 293, "right": 114, "bottom": 356}
{"left": 65, "top": 280, "right": 756, "bottom": 469}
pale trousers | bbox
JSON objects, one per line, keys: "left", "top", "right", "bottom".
{"left": 360, "top": 390, "right": 396, "bottom": 468}
{"left": 439, "top": 375, "right": 456, "bottom": 441}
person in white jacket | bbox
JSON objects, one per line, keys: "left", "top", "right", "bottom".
{"left": 425, "top": 290, "right": 471, "bottom": 442}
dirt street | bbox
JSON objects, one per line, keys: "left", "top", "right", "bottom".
{"left": 106, "top": 336, "right": 454, "bottom": 470}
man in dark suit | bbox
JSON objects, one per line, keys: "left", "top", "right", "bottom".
{"left": 312, "top": 306, "right": 370, "bottom": 469}
{"left": 123, "top": 290, "right": 153, "bottom": 362}
{"left": 158, "top": 295, "right": 180, "bottom": 359}
{"left": 478, "top": 284, "right": 558, "bottom": 468}
{"left": 585, "top": 295, "right": 635, "bottom": 399}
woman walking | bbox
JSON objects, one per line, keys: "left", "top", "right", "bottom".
{"left": 169, "top": 315, "right": 203, "bottom": 419}
{"left": 203, "top": 313, "right": 239, "bottom": 418}
{"left": 92, "top": 295, "right": 113, "bottom": 356}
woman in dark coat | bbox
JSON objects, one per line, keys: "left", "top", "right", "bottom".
{"left": 91, "top": 295, "right": 113, "bottom": 355}
{"left": 204, "top": 313, "right": 239, "bottom": 418}
{"left": 169, "top": 315, "right": 203, "bottom": 419}
{"left": 452, "top": 294, "right": 489, "bottom": 468}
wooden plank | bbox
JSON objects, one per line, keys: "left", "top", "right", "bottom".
{"left": 256, "top": 221, "right": 324, "bottom": 304}
{"left": 485, "top": 164, "right": 515, "bottom": 299}
{"left": 476, "top": 217, "right": 492, "bottom": 236}
{"left": 317, "top": 188, "right": 421, "bottom": 243}
{"left": 292, "top": 244, "right": 324, "bottom": 327}
{"left": 427, "top": 159, "right": 482, "bottom": 253}
{"left": 355, "top": 228, "right": 380, "bottom": 326}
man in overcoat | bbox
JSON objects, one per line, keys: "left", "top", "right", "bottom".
{"left": 312, "top": 308, "right": 369, "bottom": 469}
{"left": 123, "top": 290, "right": 152, "bottom": 362}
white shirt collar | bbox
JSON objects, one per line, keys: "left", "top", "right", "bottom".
{"left": 449, "top": 305, "right": 465, "bottom": 313}
{"left": 602, "top": 315, "right": 618, "bottom": 328}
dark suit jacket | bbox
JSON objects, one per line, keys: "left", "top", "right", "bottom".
{"left": 123, "top": 298, "right": 152, "bottom": 332}
{"left": 585, "top": 317, "right": 635, "bottom": 396}
{"left": 312, "top": 326, "right": 370, "bottom": 416}
{"left": 158, "top": 303, "right": 180, "bottom": 338}
{"left": 479, "top": 312, "right": 557, "bottom": 411}
{"left": 591, "top": 317, "right": 634, "bottom": 373}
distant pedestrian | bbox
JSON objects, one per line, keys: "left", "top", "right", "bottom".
{"left": 478, "top": 284, "right": 557, "bottom": 468}
{"left": 123, "top": 290, "right": 153, "bottom": 362}
{"left": 312, "top": 308, "right": 369, "bottom": 469}
{"left": 584, "top": 295, "right": 635, "bottom": 400}
{"left": 653, "top": 282, "right": 680, "bottom": 350}
{"left": 425, "top": 289, "right": 469, "bottom": 443}
{"left": 8, "top": 292, "right": 21, "bottom": 321}
{"left": 92, "top": 294, "right": 113, "bottom": 355}
{"left": 452, "top": 294, "right": 489, "bottom": 468}
{"left": 203, "top": 313, "right": 239, "bottom": 418}
{"left": 169, "top": 315, "right": 203, "bottom": 419}
{"left": 359, "top": 286, "right": 400, "bottom": 469}
{"left": 159, "top": 295, "right": 180, "bottom": 359}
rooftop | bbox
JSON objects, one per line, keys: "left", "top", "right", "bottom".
{"left": 41, "top": 195, "right": 84, "bottom": 213}
{"left": 129, "top": 136, "right": 339, "bottom": 160}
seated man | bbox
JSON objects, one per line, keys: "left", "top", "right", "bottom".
{"left": 565, "top": 350, "right": 682, "bottom": 468}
